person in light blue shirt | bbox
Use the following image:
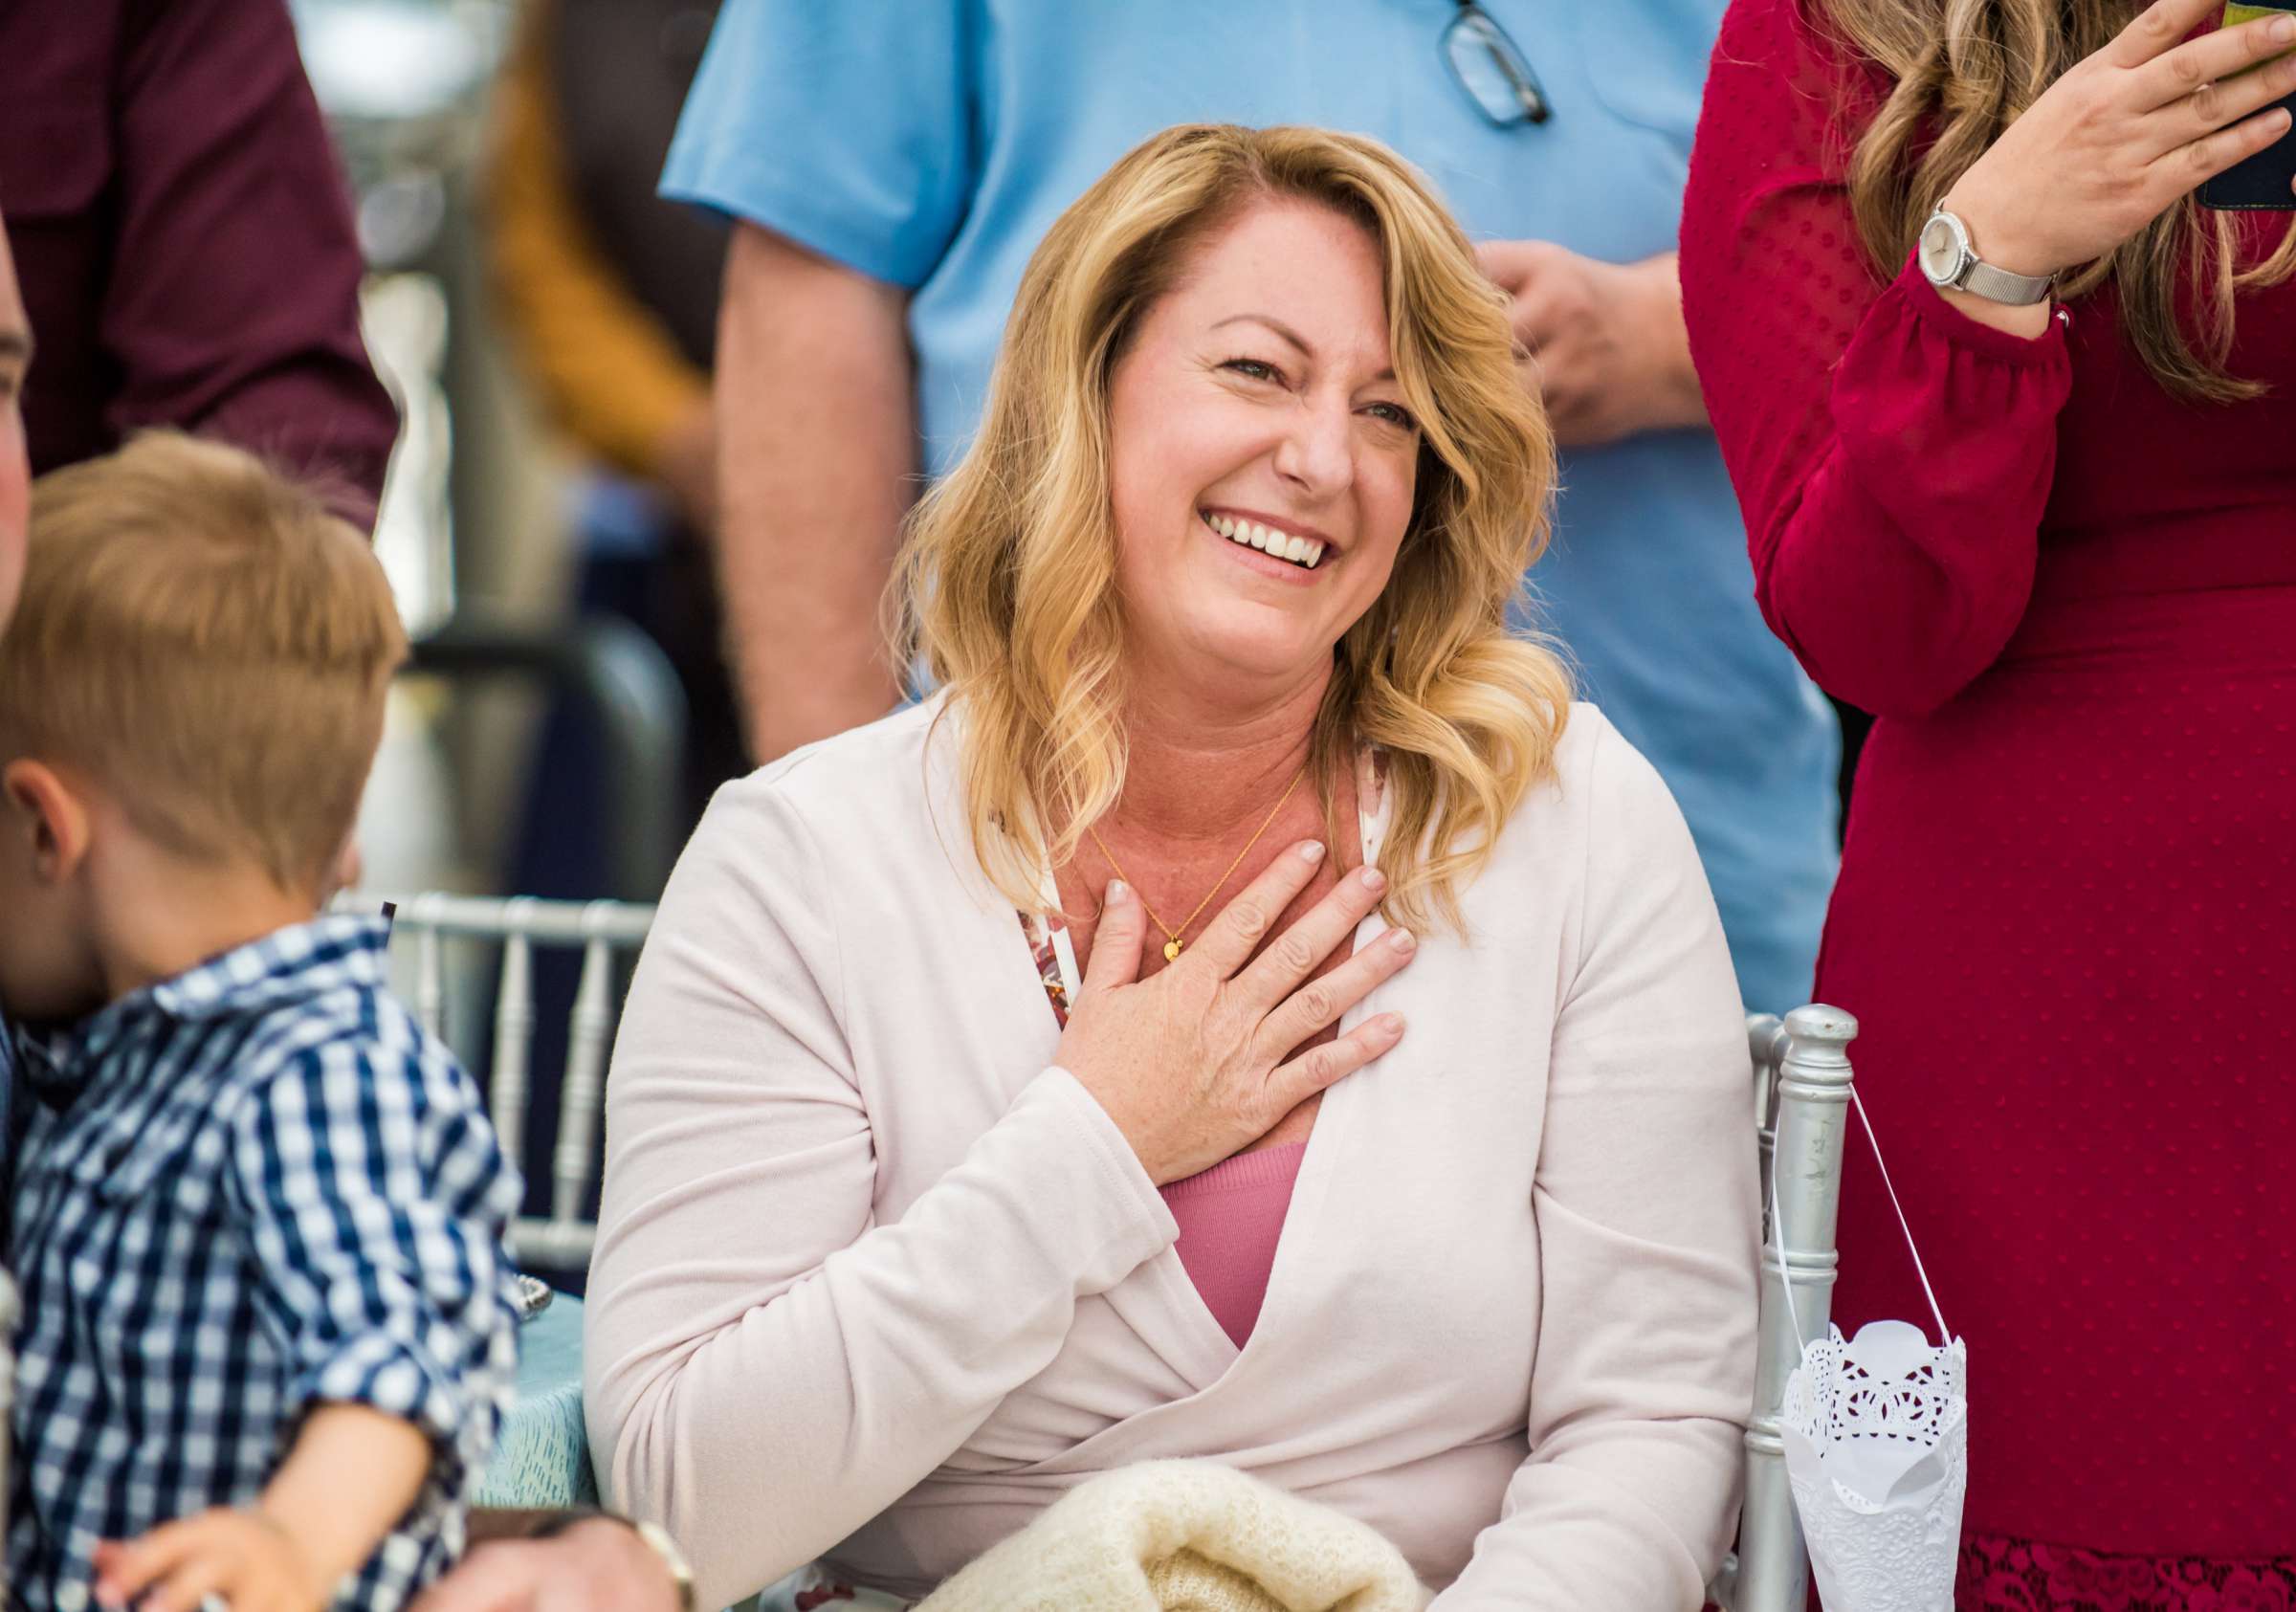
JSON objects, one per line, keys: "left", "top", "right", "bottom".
{"left": 662, "top": 0, "right": 1838, "bottom": 1012}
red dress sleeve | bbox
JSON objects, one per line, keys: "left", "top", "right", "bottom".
{"left": 1681, "top": 0, "right": 2076, "bottom": 719}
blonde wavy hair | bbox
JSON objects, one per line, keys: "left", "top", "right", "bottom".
{"left": 1816, "top": 0, "right": 2296, "bottom": 402}
{"left": 891, "top": 123, "right": 1571, "bottom": 937}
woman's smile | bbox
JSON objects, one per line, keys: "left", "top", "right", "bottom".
{"left": 1199, "top": 507, "right": 1330, "bottom": 569}
{"left": 1199, "top": 508, "right": 1332, "bottom": 587}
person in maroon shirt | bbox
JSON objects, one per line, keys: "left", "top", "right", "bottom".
{"left": 0, "top": 0, "right": 398, "bottom": 515}
{"left": 1683, "top": 0, "right": 2296, "bottom": 1604}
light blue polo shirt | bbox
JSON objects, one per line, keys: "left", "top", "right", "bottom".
{"left": 662, "top": 0, "right": 1839, "bottom": 1013}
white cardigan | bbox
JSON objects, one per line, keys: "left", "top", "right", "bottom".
{"left": 584, "top": 697, "right": 1760, "bottom": 1612}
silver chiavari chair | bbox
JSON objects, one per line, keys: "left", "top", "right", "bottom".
{"left": 347, "top": 892, "right": 656, "bottom": 1274}
{"left": 1710, "top": 1004, "right": 1861, "bottom": 1612}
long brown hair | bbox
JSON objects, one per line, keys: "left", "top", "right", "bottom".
{"left": 890, "top": 124, "right": 1571, "bottom": 937}
{"left": 1815, "top": 0, "right": 2296, "bottom": 400}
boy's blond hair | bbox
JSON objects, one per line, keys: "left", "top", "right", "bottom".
{"left": 0, "top": 431, "right": 408, "bottom": 894}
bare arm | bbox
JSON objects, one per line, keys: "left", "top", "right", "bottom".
{"left": 715, "top": 222, "right": 916, "bottom": 763}
{"left": 1637, "top": 251, "right": 1711, "bottom": 433}
{"left": 264, "top": 1406, "right": 432, "bottom": 1585}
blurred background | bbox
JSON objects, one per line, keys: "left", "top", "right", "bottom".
{"left": 302, "top": 0, "right": 729, "bottom": 910}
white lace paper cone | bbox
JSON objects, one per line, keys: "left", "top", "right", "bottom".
{"left": 1779, "top": 1319, "right": 1969, "bottom": 1612}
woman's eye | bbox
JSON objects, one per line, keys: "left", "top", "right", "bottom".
{"left": 1221, "top": 358, "right": 1282, "bottom": 384}
{"left": 1366, "top": 402, "right": 1418, "bottom": 430}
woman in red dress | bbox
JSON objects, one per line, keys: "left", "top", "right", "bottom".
{"left": 1682, "top": 0, "right": 2296, "bottom": 1603}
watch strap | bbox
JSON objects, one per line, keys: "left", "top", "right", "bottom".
{"left": 1957, "top": 254, "right": 2056, "bottom": 306}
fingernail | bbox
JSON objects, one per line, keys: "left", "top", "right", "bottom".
{"left": 1298, "top": 840, "right": 1326, "bottom": 863}
{"left": 2271, "top": 12, "right": 2294, "bottom": 40}
{"left": 1380, "top": 1012, "right": 1406, "bottom": 1034}
{"left": 1358, "top": 865, "right": 1387, "bottom": 893}
{"left": 1107, "top": 879, "right": 1129, "bottom": 903}
{"left": 1386, "top": 926, "right": 1416, "bottom": 953}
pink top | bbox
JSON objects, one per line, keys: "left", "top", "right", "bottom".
{"left": 1024, "top": 899, "right": 1308, "bottom": 1355}
{"left": 1158, "top": 1141, "right": 1307, "bottom": 1349}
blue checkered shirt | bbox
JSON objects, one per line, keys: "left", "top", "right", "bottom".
{"left": 5, "top": 916, "right": 521, "bottom": 1612}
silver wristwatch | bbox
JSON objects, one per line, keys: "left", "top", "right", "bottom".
{"left": 1917, "top": 209, "right": 2055, "bottom": 306}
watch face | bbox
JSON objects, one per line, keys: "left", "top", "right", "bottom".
{"left": 1919, "top": 215, "right": 1964, "bottom": 283}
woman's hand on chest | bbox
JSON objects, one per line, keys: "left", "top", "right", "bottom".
{"left": 1050, "top": 839, "right": 1419, "bottom": 1186}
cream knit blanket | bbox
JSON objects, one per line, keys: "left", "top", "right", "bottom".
{"left": 914, "top": 1461, "right": 1430, "bottom": 1612}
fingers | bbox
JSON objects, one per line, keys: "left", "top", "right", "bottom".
{"left": 1264, "top": 1012, "right": 1406, "bottom": 1115}
{"left": 405, "top": 1543, "right": 533, "bottom": 1612}
{"left": 2177, "top": 55, "right": 2296, "bottom": 150}
{"left": 1231, "top": 862, "right": 1391, "bottom": 1011}
{"left": 1505, "top": 281, "right": 1564, "bottom": 355}
{"left": 94, "top": 1513, "right": 311, "bottom": 1612}
{"left": 94, "top": 1524, "right": 194, "bottom": 1606}
{"left": 2173, "top": 98, "right": 2296, "bottom": 184}
{"left": 2176, "top": 54, "right": 2296, "bottom": 148}
{"left": 2138, "top": 9, "right": 2296, "bottom": 116}
{"left": 1474, "top": 237, "right": 1564, "bottom": 294}
{"left": 1080, "top": 879, "right": 1145, "bottom": 996}
{"left": 1182, "top": 840, "right": 1328, "bottom": 978}
{"left": 136, "top": 1554, "right": 232, "bottom": 1612}
{"left": 2108, "top": 0, "right": 2242, "bottom": 70}
{"left": 1255, "top": 923, "right": 1420, "bottom": 1054}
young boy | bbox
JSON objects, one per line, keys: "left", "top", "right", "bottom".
{"left": 0, "top": 431, "right": 522, "bottom": 1611}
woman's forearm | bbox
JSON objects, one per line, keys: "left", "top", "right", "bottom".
{"left": 590, "top": 1066, "right": 1175, "bottom": 1611}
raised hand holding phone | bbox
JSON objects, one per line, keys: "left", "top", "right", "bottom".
{"left": 2201, "top": 2, "right": 2296, "bottom": 207}
{"left": 1938, "top": 0, "right": 2296, "bottom": 310}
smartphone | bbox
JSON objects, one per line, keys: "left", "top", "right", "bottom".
{"left": 2200, "top": 1, "right": 2296, "bottom": 210}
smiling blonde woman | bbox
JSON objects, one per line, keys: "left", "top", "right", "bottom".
{"left": 585, "top": 124, "right": 1757, "bottom": 1612}
{"left": 896, "top": 124, "right": 1570, "bottom": 939}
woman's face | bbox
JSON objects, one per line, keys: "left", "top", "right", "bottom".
{"left": 1106, "top": 197, "right": 1421, "bottom": 696}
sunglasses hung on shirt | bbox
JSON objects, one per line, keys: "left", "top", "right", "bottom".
{"left": 1441, "top": 0, "right": 1551, "bottom": 126}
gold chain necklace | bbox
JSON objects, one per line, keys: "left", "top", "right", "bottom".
{"left": 1087, "top": 765, "right": 1308, "bottom": 962}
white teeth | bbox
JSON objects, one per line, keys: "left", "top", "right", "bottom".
{"left": 1205, "top": 512, "right": 1327, "bottom": 569}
